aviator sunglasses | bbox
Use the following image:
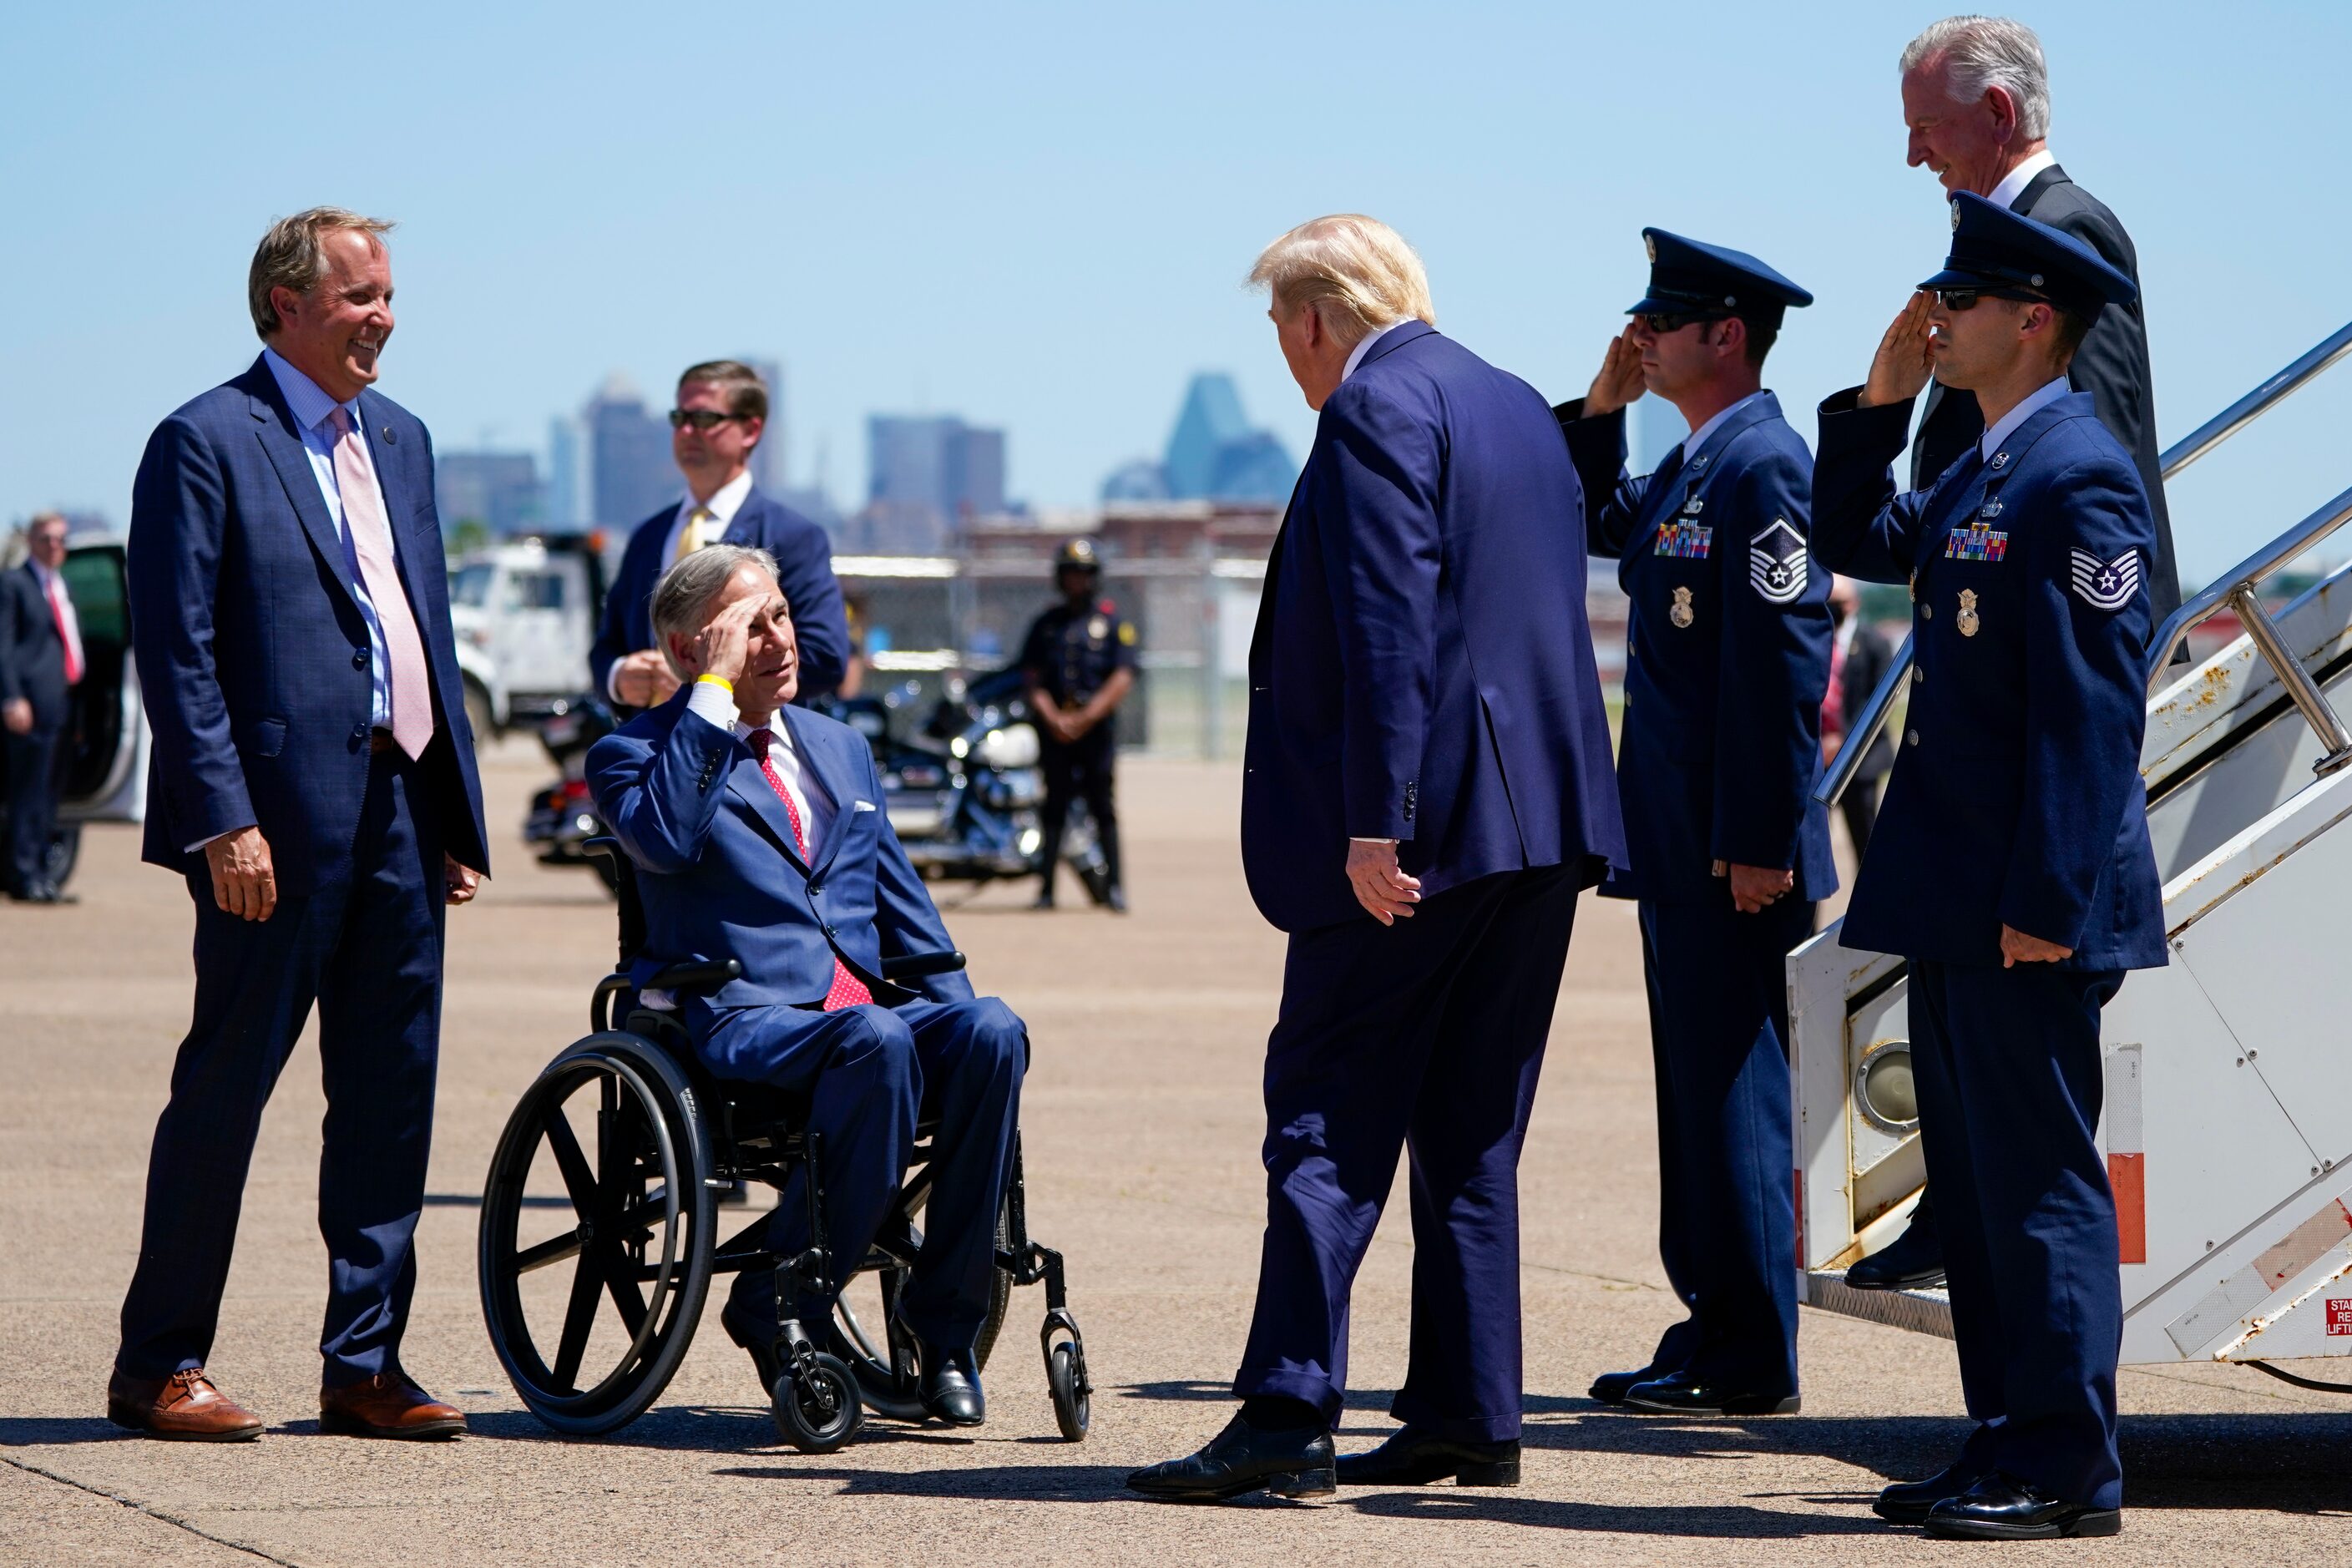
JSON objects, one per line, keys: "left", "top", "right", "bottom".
{"left": 667, "top": 408, "right": 748, "bottom": 432}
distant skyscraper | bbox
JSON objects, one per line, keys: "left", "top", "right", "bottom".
{"left": 546, "top": 415, "right": 584, "bottom": 528}
{"left": 584, "top": 373, "right": 675, "bottom": 527}
{"left": 737, "top": 355, "right": 786, "bottom": 497}
{"left": 436, "top": 453, "right": 543, "bottom": 535}
{"left": 1632, "top": 397, "right": 1689, "bottom": 473}
{"left": 866, "top": 415, "right": 1008, "bottom": 545}
{"left": 1105, "top": 372, "right": 1296, "bottom": 504}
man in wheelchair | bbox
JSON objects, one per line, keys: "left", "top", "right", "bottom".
{"left": 584, "top": 544, "right": 1025, "bottom": 1428}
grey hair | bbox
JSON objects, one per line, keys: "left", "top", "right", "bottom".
{"left": 247, "top": 207, "right": 397, "bottom": 340}
{"left": 1900, "top": 16, "right": 2051, "bottom": 141}
{"left": 650, "top": 544, "right": 781, "bottom": 675}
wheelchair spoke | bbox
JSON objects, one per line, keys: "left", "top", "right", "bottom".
{"left": 550, "top": 1250, "right": 604, "bottom": 1392}
{"left": 513, "top": 1227, "right": 585, "bottom": 1275}
{"left": 541, "top": 1103, "right": 599, "bottom": 1216}
{"left": 604, "top": 1263, "right": 649, "bottom": 1333}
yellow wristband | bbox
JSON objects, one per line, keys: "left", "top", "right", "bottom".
{"left": 696, "top": 673, "right": 734, "bottom": 691}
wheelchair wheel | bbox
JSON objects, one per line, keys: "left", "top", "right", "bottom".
{"left": 773, "top": 1354, "right": 862, "bottom": 1453}
{"left": 1048, "top": 1338, "right": 1090, "bottom": 1441}
{"left": 478, "top": 1031, "right": 716, "bottom": 1434}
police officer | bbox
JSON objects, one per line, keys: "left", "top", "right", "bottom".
{"left": 1019, "top": 539, "right": 1136, "bottom": 911}
{"left": 1811, "top": 194, "right": 2165, "bottom": 1540}
{"left": 1555, "top": 231, "right": 1834, "bottom": 1419}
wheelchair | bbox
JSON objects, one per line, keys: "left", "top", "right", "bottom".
{"left": 476, "top": 838, "right": 1090, "bottom": 1451}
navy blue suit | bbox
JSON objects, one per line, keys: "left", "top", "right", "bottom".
{"left": 1559, "top": 391, "right": 1833, "bottom": 1399}
{"left": 1, "top": 563, "right": 75, "bottom": 894}
{"left": 1813, "top": 385, "right": 2167, "bottom": 1510}
{"left": 1235, "top": 322, "right": 1624, "bottom": 1441}
{"left": 587, "top": 692, "right": 1023, "bottom": 1349}
{"left": 590, "top": 489, "right": 849, "bottom": 709}
{"left": 118, "top": 356, "right": 488, "bottom": 1387}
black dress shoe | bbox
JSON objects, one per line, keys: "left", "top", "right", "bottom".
{"left": 720, "top": 1302, "right": 781, "bottom": 1393}
{"left": 1924, "top": 1472, "right": 2121, "bottom": 1540}
{"left": 1106, "top": 886, "right": 1128, "bottom": 913}
{"left": 1621, "top": 1371, "right": 1798, "bottom": 1416}
{"left": 918, "top": 1343, "right": 984, "bottom": 1426}
{"left": 1336, "top": 1428, "right": 1518, "bottom": 1487}
{"left": 1127, "top": 1414, "right": 1336, "bottom": 1502}
{"left": 1845, "top": 1192, "right": 1945, "bottom": 1291}
{"left": 1874, "top": 1464, "right": 1983, "bottom": 1525}
{"left": 1588, "top": 1367, "right": 1663, "bottom": 1405}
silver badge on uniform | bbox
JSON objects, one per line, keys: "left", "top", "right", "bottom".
{"left": 1748, "top": 518, "right": 1807, "bottom": 604}
{"left": 1670, "top": 584, "right": 1695, "bottom": 628}
{"left": 1088, "top": 615, "right": 1109, "bottom": 641}
{"left": 1957, "top": 589, "right": 1981, "bottom": 637}
{"left": 2070, "top": 549, "right": 2142, "bottom": 610}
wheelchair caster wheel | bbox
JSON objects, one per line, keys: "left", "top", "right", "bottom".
{"left": 1047, "top": 1339, "right": 1089, "bottom": 1441}
{"left": 773, "top": 1353, "right": 862, "bottom": 1453}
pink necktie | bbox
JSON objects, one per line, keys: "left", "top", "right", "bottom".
{"left": 327, "top": 407, "right": 435, "bottom": 760}
{"left": 46, "top": 574, "right": 83, "bottom": 686}
{"left": 749, "top": 728, "right": 873, "bottom": 1011}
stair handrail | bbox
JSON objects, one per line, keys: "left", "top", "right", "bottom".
{"left": 1818, "top": 320, "right": 2352, "bottom": 806}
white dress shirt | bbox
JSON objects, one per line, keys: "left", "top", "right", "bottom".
{"left": 1674, "top": 389, "right": 1768, "bottom": 469}
{"left": 605, "top": 470, "right": 756, "bottom": 703}
{"left": 685, "top": 681, "right": 834, "bottom": 855}
{"left": 1342, "top": 318, "right": 1411, "bottom": 384}
{"left": 1987, "top": 148, "right": 2058, "bottom": 212}
{"left": 1980, "top": 377, "right": 2073, "bottom": 461}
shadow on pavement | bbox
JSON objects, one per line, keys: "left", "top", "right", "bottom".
{"left": 463, "top": 1405, "right": 976, "bottom": 1454}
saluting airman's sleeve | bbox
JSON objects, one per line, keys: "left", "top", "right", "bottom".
{"left": 1553, "top": 399, "right": 1650, "bottom": 559}
{"left": 1812, "top": 387, "right": 1934, "bottom": 583}
{"left": 2000, "top": 452, "right": 2157, "bottom": 949}
{"left": 1709, "top": 438, "right": 1833, "bottom": 874}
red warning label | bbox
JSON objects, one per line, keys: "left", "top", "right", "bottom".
{"left": 2327, "top": 1298, "right": 2352, "bottom": 1337}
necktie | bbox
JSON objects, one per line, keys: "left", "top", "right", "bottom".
{"left": 327, "top": 407, "right": 436, "bottom": 760}
{"left": 749, "top": 728, "right": 873, "bottom": 1011}
{"left": 671, "top": 505, "right": 716, "bottom": 565}
{"left": 45, "top": 573, "right": 83, "bottom": 686}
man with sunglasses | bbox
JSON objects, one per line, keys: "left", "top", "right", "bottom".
{"left": 1555, "top": 230, "right": 1833, "bottom": 1420}
{"left": 1810, "top": 194, "right": 2165, "bottom": 1540}
{"left": 590, "top": 360, "right": 848, "bottom": 715}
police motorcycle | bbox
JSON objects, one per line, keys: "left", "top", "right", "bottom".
{"left": 521, "top": 695, "right": 622, "bottom": 895}
{"left": 838, "top": 667, "right": 1115, "bottom": 903}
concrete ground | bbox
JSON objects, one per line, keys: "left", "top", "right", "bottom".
{"left": 3, "top": 743, "right": 2347, "bottom": 1566}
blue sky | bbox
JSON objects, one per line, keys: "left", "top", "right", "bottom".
{"left": 4, "top": 1, "right": 2347, "bottom": 584}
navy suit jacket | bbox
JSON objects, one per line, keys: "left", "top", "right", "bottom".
{"left": 1812, "top": 387, "right": 2165, "bottom": 971}
{"left": 1242, "top": 322, "right": 1626, "bottom": 933}
{"left": 126, "top": 357, "right": 489, "bottom": 896}
{"left": 590, "top": 488, "right": 849, "bottom": 709}
{"left": 586, "top": 690, "right": 974, "bottom": 1013}
{"left": 0, "top": 564, "right": 71, "bottom": 732}
{"left": 1558, "top": 392, "right": 1836, "bottom": 905}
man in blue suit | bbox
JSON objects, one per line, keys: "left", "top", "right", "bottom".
{"left": 590, "top": 360, "right": 848, "bottom": 715}
{"left": 114, "top": 209, "right": 490, "bottom": 1442}
{"left": 587, "top": 544, "right": 1024, "bottom": 1428}
{"left": 2, "top": 512, "right": 84, "bottom": 903}
{"left": 1130, "top": 215, "right": 1625, "bottom": 1502}
{"left": 1556, "top": 231, "right": 1834, "bottom": 1419}
{"left": 1812, "top": 195, "right": 2165, "bottom": 1540}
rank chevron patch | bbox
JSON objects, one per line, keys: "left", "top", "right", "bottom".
{"left": 1749, "top": 518, "right": 1807, "bottom": 603}
{"left": 2069, "top": 548, "right": 2142, "bottom": 610}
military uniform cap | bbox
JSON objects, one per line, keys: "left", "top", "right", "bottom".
{"left": 1629, "top": 230, "right": 1814, "bottom": 326}
{"left": 1055, "top": 538, "right": 1102, "bottom": 570}
{"left": 1920, "top": 192, "right": 2137, "bottom": 321}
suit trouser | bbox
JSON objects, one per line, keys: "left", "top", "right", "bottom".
{"left": 4, "top": 724, "right": 63, "bottom": 892}
{"left": 1234, "top": 866, "right": 1578, "bottom": 1440}
{"left": 1038, "top": 729, "right": 1120, "bottom": 896}
{"left": 1908, "top": 959, "right": 2124, "bottom": 1510}
{"left": 696, "top": 995, "right": 1026, "bottom": 1351}
{"left": 1636, "top": 891, "right": 1808, "bottom": 1395}
{"left": 118, "top": 747, "right": 444, "bottom": 1385}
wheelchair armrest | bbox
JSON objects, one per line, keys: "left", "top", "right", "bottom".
{"left": 644, "top": 958, "right": 744, "bottom": 994}
{"left": 880, "top": 949, "right": 966, "bottom": 982}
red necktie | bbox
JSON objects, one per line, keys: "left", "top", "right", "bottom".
{"left": 46, "top": 573, "right": 83, "bottom": 686}
{"left": 749, "top": 728, "right": 872, "bottom": 1011}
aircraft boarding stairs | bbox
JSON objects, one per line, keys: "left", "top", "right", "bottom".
{"left": 1794, "top": 323, "right": 2352, "bottom": 1387}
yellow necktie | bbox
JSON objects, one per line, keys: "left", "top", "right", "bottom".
{"left": 672, "top": 506, "right": 716, "bottom": 564}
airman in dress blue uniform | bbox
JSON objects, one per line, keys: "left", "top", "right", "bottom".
{"left": 1555, "top": 230, "right": 1834, "bottom": 1419}
{"left": 1811, "top": 193, "right": 2167, "bottom": 1541}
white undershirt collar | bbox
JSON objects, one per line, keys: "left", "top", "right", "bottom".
{"left": 1980, "top": 376, "right": 2073, "bottom": 460}
{"left": 1987, "top": 148, "right": 2058, "bottom": 211}
{"left": 1342, "top": 319, "right": 1411, "bottom": 383}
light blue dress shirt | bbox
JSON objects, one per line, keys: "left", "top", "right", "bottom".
{"left": 262, "top": 347, "right": 395, "bottom": 729}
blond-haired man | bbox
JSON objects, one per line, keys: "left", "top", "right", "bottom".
{"left": 1129, "top": 215, "right": 1624, "bottom": 1501}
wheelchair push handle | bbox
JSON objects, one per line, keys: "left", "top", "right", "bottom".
{"left": 879, "top": 949, "right": 966, "bottom": 982}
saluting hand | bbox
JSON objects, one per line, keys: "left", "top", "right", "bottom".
{"left": 2000, "top": 923, "right": 2073, "bottom": 967}
{"left": 1584, "top": 326, "right": 1649, "bottom": 417}
{"left": 1347, "top": 838, "right": 1422, "bottom": 926}
{"left": 690, "top": 592, "right": 766, "bottom": 686}
{"left": 1859, "top": 291, "right": 1936, "bottom": 409}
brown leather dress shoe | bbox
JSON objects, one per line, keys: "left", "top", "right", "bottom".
{"left": 107, "top": 1367, "right": 265, "bottom": 1441}
{"left": 319, "top": 1373, "right": 468, "bottom": 1439}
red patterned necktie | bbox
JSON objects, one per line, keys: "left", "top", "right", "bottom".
{"left": 749, "top": 728, "right": 872, "bottom": 1011}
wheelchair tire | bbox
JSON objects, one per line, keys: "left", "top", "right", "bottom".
{"left": 478, "top": 1031, "right": 716, "bottom": 1435}
{"left": 1048, "top": 1339, "right": 1090, "bottom": 1442}
{"left": 970, "top": 1191, "right": 1017, "bottom": 1372}
{"left": 773, "top": 1354, "right": 862, "bottom": 1453}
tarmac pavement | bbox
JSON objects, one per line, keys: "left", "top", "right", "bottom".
{"left": 3, "top": 741, "right": 2346, "bottom": 1565}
